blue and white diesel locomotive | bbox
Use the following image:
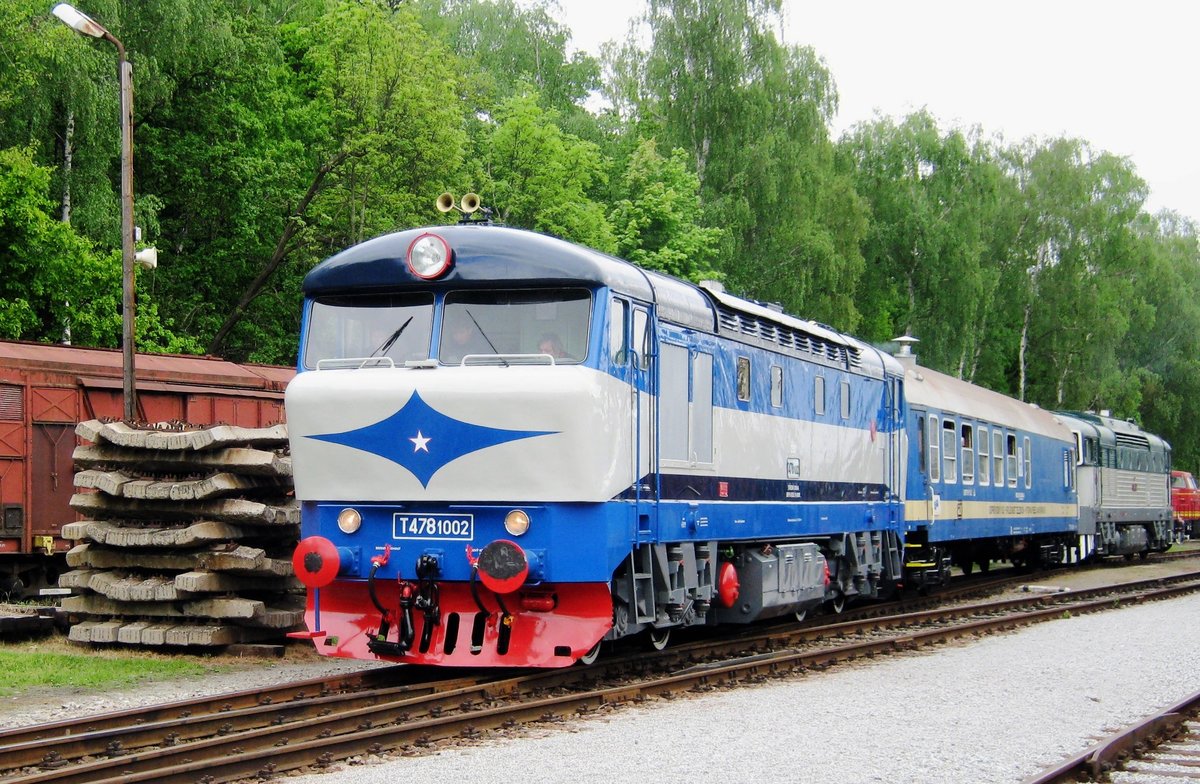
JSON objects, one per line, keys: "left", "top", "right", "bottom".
{"left": 286, "top": 199, "right": 1163, "bottom": 667}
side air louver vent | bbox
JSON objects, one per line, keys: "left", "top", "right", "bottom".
{"left": 0, "top": 386, "right": 22, "bottom": 421}
{"left": 1115, "top": 433, "right": 1150, "bottom": 450}
{"left": 716, "top": 305, "right": 858, "bottom": 368}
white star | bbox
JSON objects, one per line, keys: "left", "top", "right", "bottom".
{"left": 409, "top": 431, "right": 431, "bottom": 452}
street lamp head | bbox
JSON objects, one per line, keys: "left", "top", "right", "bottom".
{"left": 52, "top": 3, "right": 108, "bottom": 38}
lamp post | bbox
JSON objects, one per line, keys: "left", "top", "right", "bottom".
{"left": 52, "top": 3, "right": 137, "bottom": 422}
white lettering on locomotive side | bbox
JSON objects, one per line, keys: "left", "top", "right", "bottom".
{"left": 392, "top": 513, "right": 475, "bottom": 540}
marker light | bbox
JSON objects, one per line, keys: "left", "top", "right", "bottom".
{"left": 406, "top": 233, "right": 453, "bottom": 279}
{"left": 337, "top": 508, "right": 362, "bottom": 534}
{"left": 504, "top": 509, "right": 531, "bottom": 537}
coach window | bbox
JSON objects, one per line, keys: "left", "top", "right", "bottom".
{"left": 917, "top": 415, "right": 927, "bottom": 473}
{"left": 610, "top": 299, "right": 628, "bottom": 366}
{"left": 770, "top": 365, "right": 784, "bottom": 408}
{"left": 1006, "top": 434, "right": 1018, "bottom": 488}
{"left": 929, "top": 415, "right": 941, "bottom": 482}
{"left": 961, "top": 424, "right": 975, "bottom": 484}
{"left": 993, "top": 430, "right": 1005, "bottom": 486}
{"left": 737, "top": 357, "right": 751, "bottom": 402}
{"left": 1023, "top": 436, "right": 1032, "bottom": 488}
{"left": 814, "top": 376, "right": 826, "bottom": 415}
{"left": 941, "top": 419, "right": 957, "bottom": 483}
{"left": 840, "top": 380, "right": 851, "bottom": 420}
{"left": 978, "top": 427, "right": 990, "bottom": 485}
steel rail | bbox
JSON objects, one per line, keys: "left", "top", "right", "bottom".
{"left": 6, "top": 578, "right": 1199, "bottom": 784}
{"left": 1023, "top": 688, "right": 1200, "bottom": 783}
{"left": 0, "top": 666, "right": 415, "bottom": 747}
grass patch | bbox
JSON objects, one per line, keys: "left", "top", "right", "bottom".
{"left": 0, "top": 639, "right": 215, "bottom": 696}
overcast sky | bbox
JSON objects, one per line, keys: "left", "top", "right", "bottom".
{"left": 554, "top": 0, "right": 1199, "bottom": 224}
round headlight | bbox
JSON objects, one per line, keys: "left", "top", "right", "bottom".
{"left": 406, "top": 233, "right": 453, "bottom": 279}
{"left": 504, "top": 509, "right": 531, "bottom": 537}
{"left": 337, "top": 508, "right": 362, "bottom": 534}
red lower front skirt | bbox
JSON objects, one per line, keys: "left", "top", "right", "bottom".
{"left": 290, "top": 579, "right": 613, "bottom": 668}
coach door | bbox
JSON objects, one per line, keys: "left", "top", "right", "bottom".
{"left": 888, "top": 378, "right": 904, "bottom": 499}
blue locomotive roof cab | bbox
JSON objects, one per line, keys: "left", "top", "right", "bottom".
{"left": 297, "top": 222, "right": 897, "bottom": 381}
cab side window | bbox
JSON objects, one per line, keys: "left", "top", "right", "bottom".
{"left": 610, "top": 299, "right": 628, "bottom": 366}
{"left": 737, "top": 357, "right": 751, "bottom": 402}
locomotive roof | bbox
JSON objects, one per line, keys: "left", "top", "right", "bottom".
{"left": 1056, "top": 410, "right": 1171, "bottom": 453}
{"left": 904, "top": 363, "right": 1073, "bottom": 442}
{"left": 304, "top": 223, "right": 896, "bottom": 378}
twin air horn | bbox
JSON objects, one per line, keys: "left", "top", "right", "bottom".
{"left": 436, "top": 192, "right": 482, "bottom": 216}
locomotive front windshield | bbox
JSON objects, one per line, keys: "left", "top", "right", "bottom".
{"left": 303, "top": 293, "right": 434, "bottom": 369}
{"left": 439, "top": 289, "right": 591, "bottom": 364}
{"left": 302, "top": 288, "right": 591, "bottom": 368}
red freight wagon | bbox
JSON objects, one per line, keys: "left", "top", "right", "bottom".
{"left": 0, "top": 340, "right": 294, "bottom": 596}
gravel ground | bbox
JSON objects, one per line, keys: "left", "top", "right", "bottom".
{"left": 3, "top": 560, "right": 1199, "bottom": 783}
{"left": 285, "top": 562, "right": 1200, "bottom": 784}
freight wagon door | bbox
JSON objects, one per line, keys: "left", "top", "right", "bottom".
{"left": 31, "top": 387, "right": 78, "bottom": 541}
{"left": 0, "top": 384, "right": 26, "bottom": 548}
{"left": 31, "top": 424, "right": 73, "bottom": 540}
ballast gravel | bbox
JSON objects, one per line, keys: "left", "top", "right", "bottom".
{"left": 287, "top": 591, "right": 1200, "bottom": 784}
{"left": 3, "top": 565, "right": 1199, "bottom": 783}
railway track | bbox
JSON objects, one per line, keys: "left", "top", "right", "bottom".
{"left": 1025, "top": 688, "right": 1200, "bottom": 783}
{"left": 3, "top": 570, "right": 1200, "bottom": 784}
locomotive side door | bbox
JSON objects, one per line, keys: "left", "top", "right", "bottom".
{"left": 630, "top": 304, "right": 658, "bottom": 541}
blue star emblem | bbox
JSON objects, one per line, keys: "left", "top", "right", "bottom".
{"left": 306, "top": 391, "right": 555, "bottom": 487}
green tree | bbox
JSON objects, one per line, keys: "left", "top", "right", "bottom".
{"left": 479, "top": 93, "right": 615, "bottom": 251}
{"left": 1009, "top": 138, "right": 1147, "bottom": 408}
{"left": 201, "top": 0, "right": 468, "bottom": 359}
{"left": 0, "top": 145, "right": 93, "bottom": 340}
{"left": 840, "top": 113, "right": 1010, "bottom": 378}
{"left": 612, "top": 0, "right": 867, "bottom": 329}
{"left": 609, "top": 137, "right": 724, "bottom": 281}
{"left": 415, "top": 0, "right": 600, "bottom": 117}
{"left": 0, "top": 144, "right": 198, "bottom": 351}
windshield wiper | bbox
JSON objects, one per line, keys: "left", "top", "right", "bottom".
{"left": 464, "top": 309, "right": 509, "bottom": 367}
{"left": 371, "top": 316, "right": 413, "bottom": 357}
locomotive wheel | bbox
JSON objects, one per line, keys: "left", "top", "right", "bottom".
{"left": 826, "top": 591, "right": 846, "bottom": 614}
{"left": 794, "top": 608, "right": 807, "bottom": 622}
{"left": 648, "top": 627, "right": 671, "bottom": 651}
{"left": 577, "top": 641, "right": 602, "bottom": 666}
